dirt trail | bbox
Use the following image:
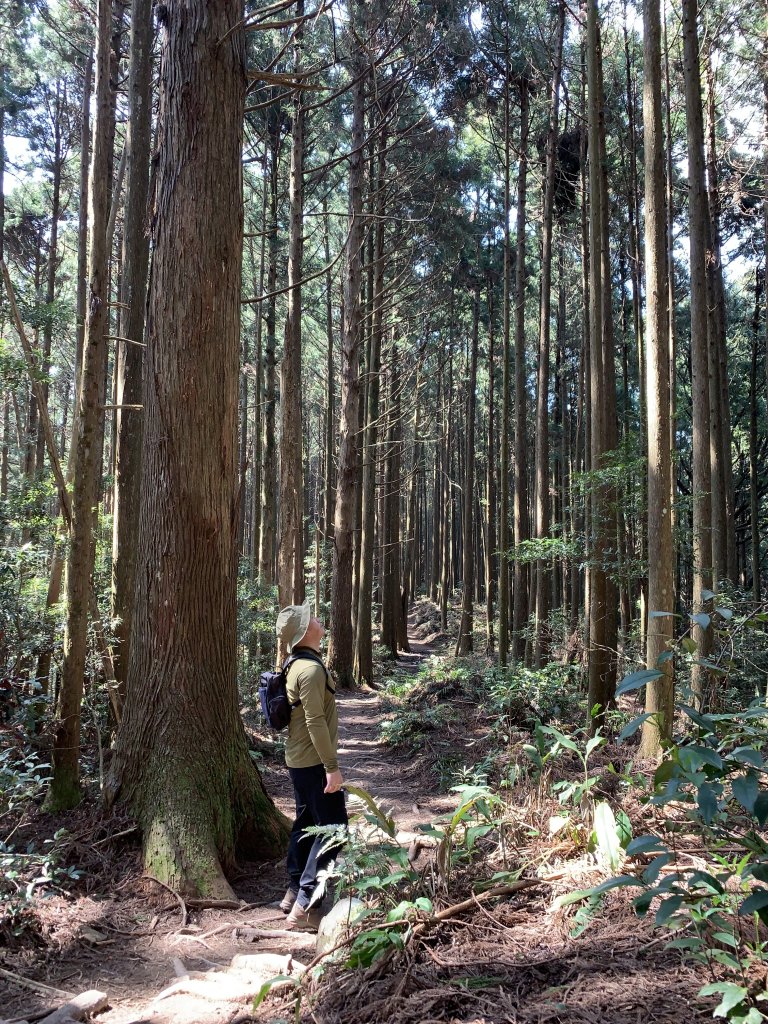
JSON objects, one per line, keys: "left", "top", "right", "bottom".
{"left": 1, "top": 621, "right": 448, "bottom": 1024}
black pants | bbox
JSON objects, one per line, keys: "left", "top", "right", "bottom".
{"left": 287, "top": 763, "right": 348, "bottom": 909}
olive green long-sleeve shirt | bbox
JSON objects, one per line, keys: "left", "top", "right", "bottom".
{"left": 284, "top": 655, "right": 339, "bottom": 772}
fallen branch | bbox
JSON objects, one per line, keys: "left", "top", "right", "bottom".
{"left": 172, "top": 922, "right": 233, "bottom": 946}
{"left": 233, "top": 926, "right": 315, "bottom": 942}
{"left": 186, "top": 898, "right": 242, "bottom": 911}
{"left": 424, "top": 880, "right": 539, "bottom": 930}
{"left": 0, "top": 967, "right": 74, "bottom": 1001}
{"left": 91, "top": 825, "right": 139, "bottom": 848}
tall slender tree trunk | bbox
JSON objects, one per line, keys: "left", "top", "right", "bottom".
{"left": 1, "top": 397, "right": 8, "bottom": 499}
{"left": 440, "top": 351, "right": 452, "bottom": 631}
{"left": 402, "top": 394, "right": 420, "bottom": 620}
{"left": 586, "top": 0, "right": 618, "bottom": 728}
{"left": 622, "top": 9, "right": 647, "bottom": 650}
{"left": 639, "top": 0, "right": 674, "bottom": 758}
{"left": 664, "top": 13, "right": 679, "bottom": 596}
{"left": 456, "top": 285, "right": 480, "bottom": 655}
{"left": 36, "top": 82, "right": 64, "bottom": 475}
{"left": 36, "top": 50, "right": 94, "bottom": 698}
{"left": 533, "top": 3, "right": 565, "bottom": 666}
{"left": 499, "top": 62, "right": 512, "bottom": 666}
{"left": 749, "top": 267, "right": 762, "bottom": 603}
{"left": 512, "top": 79, "right": 531, "bottom": 664}
{"left": 682, "top": 0, "right": 714, "bottom": 708}
{"left": 703, "top": 38, "right": 735, "bottom": 585}
{"left": 259, "top": 129, "right": 280, "bottom": 587}
{"left": 430, "top": 366, "right": 442, "bottom": 604}
{"left": 277, "top": 8, "right": 306, "bottom": 628}
{"left": 48, "top": 0, "right": 117, "bottom": 810}
{"left": 354, "top": 142, "right": 385, "bottom": 685}
{"left": 0, "top": 68, "right": 4, "bottom": 265}
{"left": 322, "top": 198, "right": 335, "bottom": 615}
{"left": 485, "top": 276, "right": 496, "bottom": 654}
{"left": 249, "top": 183, "right": 268, "bottom": 580}
{"left": 329, "top": 17, "right": 364, "bottom": 688}
{"left": 381, "top": 342, "right": 408, "bottom": 655}
{"left": 112, "top": 0, "right": 152, "bottom": 703}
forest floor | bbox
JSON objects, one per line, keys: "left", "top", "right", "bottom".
{"left": 0, "top": 610, "right": 722, "bottom": 1024}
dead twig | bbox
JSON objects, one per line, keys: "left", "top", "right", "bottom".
{"left": 0, "top": 966, "right": 74, "bottom": 1000}
{"left": 91, "top": 825, "right": 139, "bottom": 848}
{"left": 142, "top": 875, "right": 188, "bottom": 928}
{"left": 186, "top": 898, "right": 242, "bottom": 911}
{"left": 233, "top": 926, "right": 315, "bottom": 942}
{"left": 172, "top": 922, "right": 234, "bottom": 946}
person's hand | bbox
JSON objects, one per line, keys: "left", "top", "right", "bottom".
{"left": 324, "top": 769, "right": 343, "bottom": 794}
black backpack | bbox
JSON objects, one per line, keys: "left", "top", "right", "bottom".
{"left": 258, "top": 651, "right": 332, "bottom": 731}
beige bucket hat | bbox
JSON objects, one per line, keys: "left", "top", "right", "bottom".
{"left": 275, "top": 602, "right": 311, "bottom": 653}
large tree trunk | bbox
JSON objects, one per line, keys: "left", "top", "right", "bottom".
{"left": 105, "top": 0, "right": 287, "bottom": 896}
{"left": 112, "top": 0, "right": 152, "bottom": 703}
{"left": 329, "top": 16, "right": 364, "bottom": 688}
{"left": 639, "top": 0, "right": 674, "bottom": 758}
{"left": 47, "top": 0, "right": 118, "bottom": 810}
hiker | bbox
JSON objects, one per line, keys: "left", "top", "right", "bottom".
{"left": 275, "top": 603, "right": 348, "bottom": 932}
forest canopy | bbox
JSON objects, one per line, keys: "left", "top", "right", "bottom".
{"left": 0, "top": 0, "right": 768, "bottom": 1018}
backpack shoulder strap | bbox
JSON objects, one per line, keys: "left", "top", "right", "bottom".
{"left": 287, "top": 651, "right": 335, "bottom": 694}
{"left": 281, "top": 655, "right": 303, "bottom": 707}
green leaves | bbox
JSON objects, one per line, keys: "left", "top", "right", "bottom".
{"left": 732, "top": 773, "right": 759, "bottom": 814}
{"left": 253, "top": 974, "right": 299, "bottom": 1009}
{"left": 593, "top": 802, "right": 623, "bottom": 871}
{"left": 697, "top": 782, "right": 719, "bottom": 824}
{"left": 698, "top": 982, "right": 749, "bottom": 1019}
{"left": 345, "top": 784, "right": 397, "bottom": 838}
{"left": 615, "top": 668, "right": 663, "bottom": 696}
{"left": 625, "top": 835, "right": 666, "bottom": 857}
{"left": 738, "top": 888, "right": 768, "bottom": 918}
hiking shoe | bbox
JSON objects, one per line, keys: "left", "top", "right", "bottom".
{"left": 284, "top": 901, "right": 324, "bottom": 932}
{"left": 279, "top": 888, "right": 298, "bottom": 914}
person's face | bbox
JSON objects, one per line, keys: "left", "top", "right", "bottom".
{"left": 302, "top": 616, "right": 325, "bottom": 648}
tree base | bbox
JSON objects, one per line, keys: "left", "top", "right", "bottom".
{"left": 107, "top": 750, "right": 290, "bottom": 899}
{"left": 44, "top": 776, "right": 81, "bottom": 813}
